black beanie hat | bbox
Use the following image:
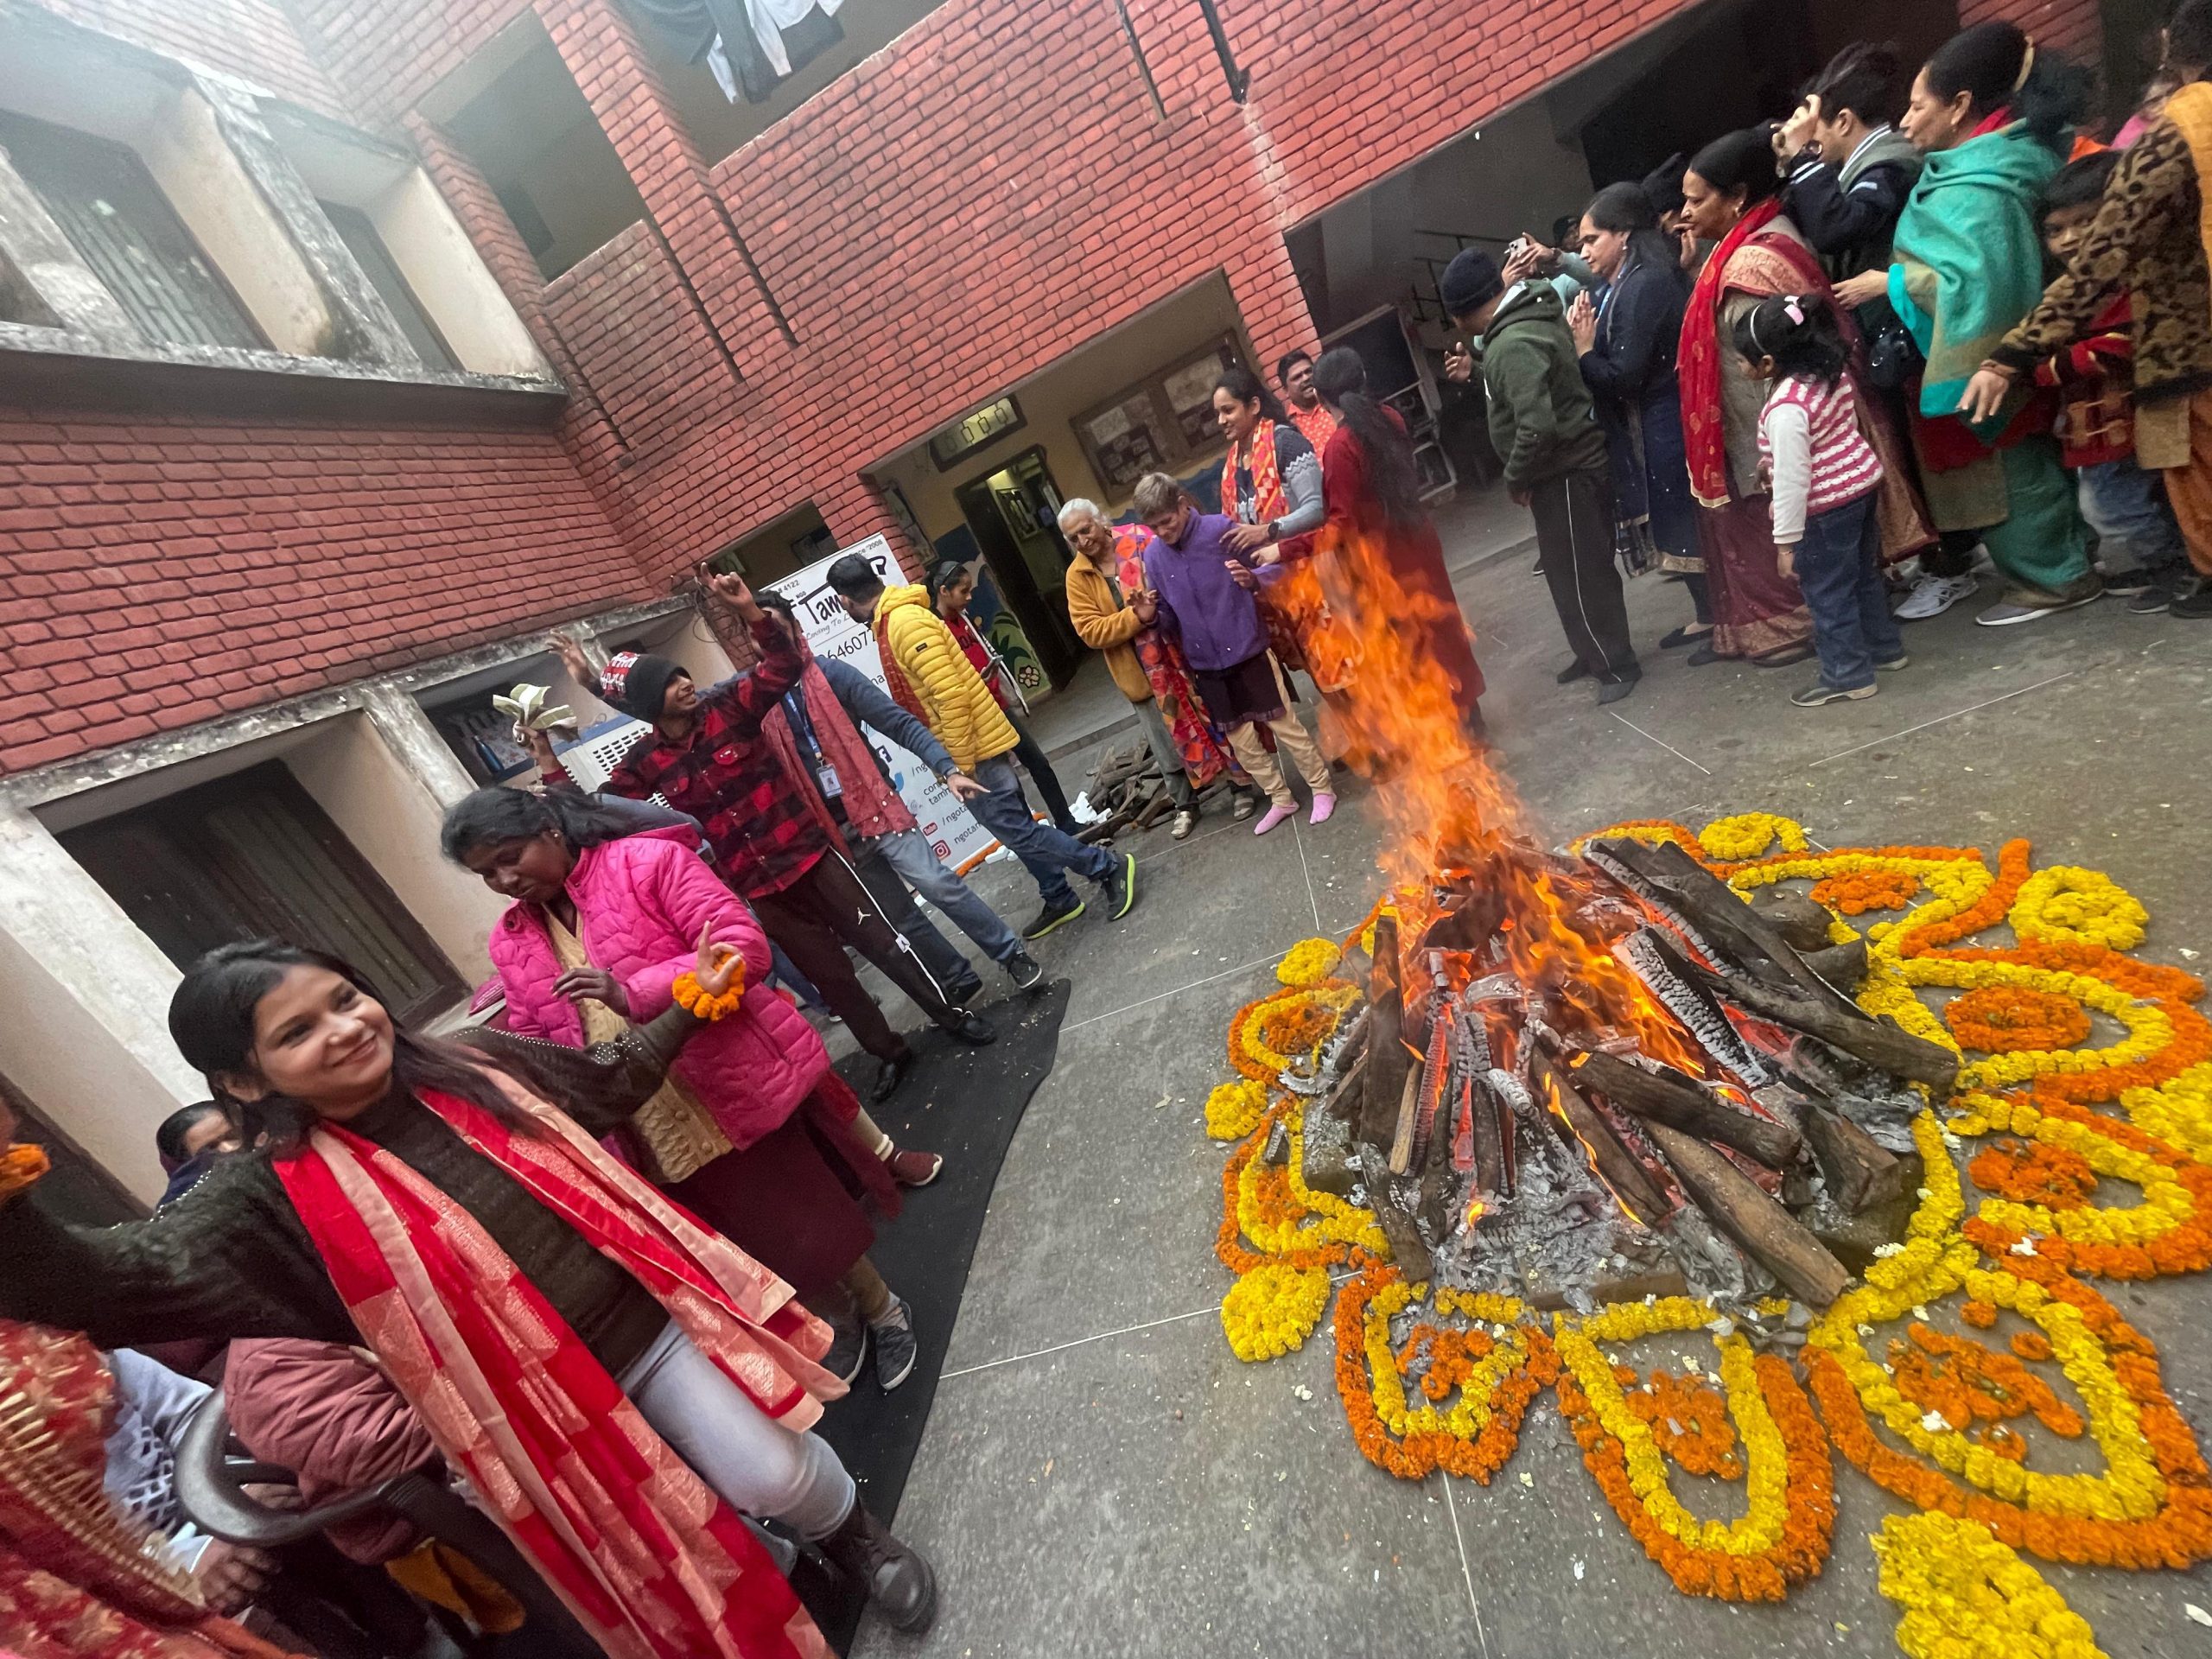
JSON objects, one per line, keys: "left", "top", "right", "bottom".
{"left": 599, "top": 651, "right": 686, "bottom": 720}
{"left": 1440, "top": 248, "right": 1504, "bottom": 319}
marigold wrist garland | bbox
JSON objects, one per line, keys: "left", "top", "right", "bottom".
{"left": 671, "top": 968, "right": 746, "bottom": 1021}
{"left": 0, "top": 1143, "right": 49, "bottom": 1201}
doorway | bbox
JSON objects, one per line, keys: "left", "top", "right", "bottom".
{"left": 953, "top": 446, "right": 1084, "bottom": 687}
{"left": 60, "top": 760, "right": 466, "bottom": 1024}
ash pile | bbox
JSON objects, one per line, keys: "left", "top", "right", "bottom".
{"left": 1291, "top": 835, "right": 1961, "bottom": 1314}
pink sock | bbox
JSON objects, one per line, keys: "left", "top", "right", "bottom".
{"left": 1308, "top": 791, "right": 1336, "bottom": 826}
{"left": 1252, "top": 804, "right": 1294, "bottom": 836}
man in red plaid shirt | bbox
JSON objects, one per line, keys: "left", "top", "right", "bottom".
{"left": 547, "top": 572, "right": 994, "bottom": 1103}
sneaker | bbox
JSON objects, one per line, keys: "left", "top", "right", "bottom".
{"left": 2171, "top": 579, "right": 2212, "bottom": 619}
{"left": 1020, "top": 894, "right": 1085, "bottom": 940}
{"left": 871, "top": 1294, "right": 919, "bottom": 1391}
{"left": 1975, "top": 575, "right": 2103, "bottom": 627}
{"left": 823, "top": 1317, "right": 868, "bottom": 1385}
{"left": 1171, "top": 809, "right": 1198, "bottom": 839}
{"left": 1874, "top": 654, "right": 1910, "bottom": 671}
{"left": 1895, "top": 572, "right": 1979, "bottom": 620}
{"left": 1790, "top": 679, "right": 1878, "bottom": 707}
{"left": 883, "top": 1146, "right": 943, "bottom": 1187}
{"left": 942, "top": 975, "right": 983, "bottom": 1007}
{"left": 1099, "top": 850, "right": 1137, "bottom": 919}
{"left": 2098, "top": 567, "right": 2155, "bottom": 596}
{"left": 1005, "top": 950, "right": 1045, "bottom": 990}
{"left": 2129, "top": 580, "right": 2176, "bottom": 614}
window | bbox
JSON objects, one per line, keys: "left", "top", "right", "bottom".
{"left": 0, "top": 109, "right": 264, "bottom": 351}
{"left": 60, "top": 760, "right": 464, "bottom": 1023}
{"left": 320, "top": 200, "right": 457, "bottom": 370}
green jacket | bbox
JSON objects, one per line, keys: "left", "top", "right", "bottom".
{"left": 1478, "top": 283, "right": 1611, "bottom": 490}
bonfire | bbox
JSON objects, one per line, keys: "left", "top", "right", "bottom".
{"left": 1287, "top": 540, "right": 1956, "bottom": 1314}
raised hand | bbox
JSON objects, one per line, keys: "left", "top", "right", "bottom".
{"left": 1778, "top": 95, "right": 1821, "bottom": 160}
{"left": 547, "top": 632, "right": 594, "bottom": 687}
{"left": 1567, "top": 291, "right": 1599, "bottom": 355}
{"left": 1444, "top": 342, "right": 1476, "bottom": 384}
{"left": 705, "top": 570, "right": 764, "bottom": 623}
{"left": 693, "top": 919, "right": 744, "bottom": 998}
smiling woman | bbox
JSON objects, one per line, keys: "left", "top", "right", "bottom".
{"left": 0, "top": 924, "right": 943, "bottom": 1649}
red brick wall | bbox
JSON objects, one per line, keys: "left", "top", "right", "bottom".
{"left": 1962, "top": 0, "right": 2106, "bottom": 67}
{"left": 0, "top": 412, "right": 651, "bottom": 772}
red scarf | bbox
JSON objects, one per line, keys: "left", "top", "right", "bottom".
{"left": 1220, "top": 419, "right": 1314, "bottom": 562}
{"left": 763, "top": 641, "right": 916, "bottom": 843}
{"left": 1679, "top": 199, "right": 1814, "bottom": 507}
{"left": 275, "top": 1086, "right": 838, "bottom": 1659}
{"left": 869, "top": 608, "right": 931, "bottom": 726}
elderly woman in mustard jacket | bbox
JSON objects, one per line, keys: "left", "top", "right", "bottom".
{"left": 1058, "top": 499, "right": 1251, "bottom": 840}
{"left": 824, "top": 553, "right": 1138, "bottom": 942}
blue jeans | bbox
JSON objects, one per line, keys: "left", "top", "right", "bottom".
{"left": 872, "top": 826, "right": 1025, "bottom": 964}
{"left": 2080, "top": 457, "right": 2189, "bottom": 575}
{"left": 968, "top": 755, "right": 1115, "bottom": 908}
{"left": 1796, "top": 493, "right": 1902, "bottom": 691}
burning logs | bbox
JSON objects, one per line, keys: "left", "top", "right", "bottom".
{"left": 1639, "top": 1122, "right": 1852, "bottom": 1306}
{"left": 1530, "top": 1050, "right": 1671, "bottom": 1225}
{"left": 1563, "top": 1048, "right": 1802, "bottom": 1170}
{"left": 1679, "top": 960, "right": 1961, "bottom": 1094}
{"left": 1359, "top": 916, "right": 1410, "bottom": 1149}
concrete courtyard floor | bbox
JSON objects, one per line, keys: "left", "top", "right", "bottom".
{"left": 845, "top": 508, "right": 2212, "bottom": 1657}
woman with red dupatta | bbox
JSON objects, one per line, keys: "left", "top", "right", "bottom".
{"left": 1213, "top": 366, "right": 1348, "bottom": 696}
{"left": 0, "top": 934, "right": 939, "bottom": 1658}
{"left": 1106, "top": 519, "right": 1252, "bottom": 803}
{"left": 1678, "top": 127, "right": 1932, "bottom": 664}
{"left": 0, "top": 1315, "right": 295, "bottom": 1659}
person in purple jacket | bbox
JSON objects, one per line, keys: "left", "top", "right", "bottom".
{"left": 1128, "top": 473, "right": 1335, "bottom": 836}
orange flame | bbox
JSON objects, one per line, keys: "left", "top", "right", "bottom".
{"left": 1306, "top": 524, "right": 1702, "bottom": 1076}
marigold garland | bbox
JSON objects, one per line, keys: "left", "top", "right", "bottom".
{"left": 671, "top": 967, "right": 746, "bottom": 1021}
{"left": 1198, "top": 817, "right": 2212, "bottom": 1644}
{"left": 1873, "top": 1512, "right": 2111, "bottom": 1659}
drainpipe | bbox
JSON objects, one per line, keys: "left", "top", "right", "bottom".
{"left": 1195, "top": 0, "right": 1250, "bottom": 103}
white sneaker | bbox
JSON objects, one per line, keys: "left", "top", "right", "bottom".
{"left": 1170, "top": 810, "right": 1197, "bottom": 840}
{"left": 1894, "top": 573, "right": 1979, "bottom": 621}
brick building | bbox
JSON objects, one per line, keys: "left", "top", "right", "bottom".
{"left": 0, "top": 0, "right": 2126, "bottom": 1203}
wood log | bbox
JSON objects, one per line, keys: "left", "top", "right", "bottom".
{"left": 1323, "top": 1049, "right": 1370, "bottom": 1122}
{"left": 1749, "top": 887, "right": 1838, "bottom": 953}
{"left": 1387, "top": 1066, "right": 1422, "bottom": 1175}
{"left": 1797, "top": 1096, "right": 1909, "bottom": 1214}
{"left": 1357, "top": 1146, "right": 1429, "bottom": 1270}
{"left": 1465, "top": 1075, "right": 1508, "bottom": 1198}
{"left": 1682, "top": 960, "right": 1961, "bottom": 1092}
{"left": 1567, "top": 1048, "right": 1802, "bottom": 1169}
{"left": 1357, "top": 915, "right": 1407, "bottom": 1150}
{"left": 1802, "top": 938, "right": 1869, "bottom": 991}
{"left": 1529, "top": 1051, "right": 1671, "bottom": 1224}
{"left": 1598, "top": 838, "right": 1840, "bottom": 1003}
{"left": 1642, "top": 1121, "right": 1852, "bottom": 1306}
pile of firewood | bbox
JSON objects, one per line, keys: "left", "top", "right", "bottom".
{"left": 1074, "top": 740, "right": 1181, "bottom": 842}
{"left": 1283, "top": 835, "right": 1959, "bottom": 1313}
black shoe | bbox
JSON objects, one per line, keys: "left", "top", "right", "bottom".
{"left": 819, "top": 1503, "right": 937, "bottom": 1632}
{"left": 946, "top": 1013, "right": 995, "bottom": 1045}
{"left": 1658, "top": 624, "right": 1712, "bottom": 650}
{"left": 823, "top": 1316, "right": 868, "bottom": 1385}
{"left": 870, "top": 1294, "right": 919, "bottom": 1391}
{"left": 1596, "top": 677, "right": 1635, "bottom": 706}
{"left": 943, "top": 975, "right": 983, "bottom": 1007}
{"left": 871, "top": 1053, "right": 910, "bottom": 1103}
{"left": 2129, "top": 582, "right": 2175, "bottom": 614}
{"left": 2171, "top": 579, "right": 2212, "bottom": 619}
{"left": 1005, "top": 951, "right": 1045, "bottom": 990}
{"left": 1555, "top": 658, "right": 1590, "bottom": 684}
{"left": 2099, "top": 567, "right": 2156, "bottom": 596}
{"left": 1099, "top": 850, "right": 1138, "bottom": 919}
{"left": 1021, "top": 894, "right": 1085, "bottom": 940}
{"left": 1688, "top": 643, "right": 1724, "bottom": 666}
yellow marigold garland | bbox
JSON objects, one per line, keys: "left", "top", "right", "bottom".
{"left": 1696, "top": 811, "right": 1809, "bottom": 864}
{"left": 1873, "top": 1513, "right": 2110, "bottom": 1659}
{"left": 1222, "top": 1263, "right": 1331, "bottom": 1361}
{"left": 2012, "top": 867, "right": 2150, "bottom": 954}
{"left": 1275, "top": 937, "right": 1343, "bottom": 988}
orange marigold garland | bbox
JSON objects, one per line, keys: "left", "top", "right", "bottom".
{"left": 1946, "top": 986, "right": 2094, "bottom": 1056}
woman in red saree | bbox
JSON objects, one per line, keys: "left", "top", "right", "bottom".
{"left": 1678, "top": 127, "right": 1932, "bottom": 664}
{"left": 0, "top": 935, "right": 938, "bottom": 1658}
{"left": 0, "top": 1317, "right": 294, "bottom": 1659}
{"left": 1310, "top": 347, "right": 1486, "bottom": 742}
{"left": 1213, "top": 366, "right": 1336, "bottom": 689}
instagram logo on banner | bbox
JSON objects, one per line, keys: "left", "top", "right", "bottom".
{"left": 932, "top": 840, "right": 951, "bottom": 860}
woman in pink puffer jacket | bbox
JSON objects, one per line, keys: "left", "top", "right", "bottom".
{"left": 442, "top": 787, "right": 924, "bottom": 1392}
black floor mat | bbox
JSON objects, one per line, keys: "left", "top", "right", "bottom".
{"left": 798, "top": 976, "right": 1070, "bottom": 1651}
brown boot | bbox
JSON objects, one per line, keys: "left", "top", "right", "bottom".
{"left": 818, "top": 1503, "right": 937, "bottom": 1631}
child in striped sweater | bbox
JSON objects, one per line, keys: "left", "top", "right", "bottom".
{"left": 1736, "top": 293, "right": 1908, "bottom": 706}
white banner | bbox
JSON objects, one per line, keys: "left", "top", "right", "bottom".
{"left": 768, "top": 537, "right": 1000, "bottom": 874}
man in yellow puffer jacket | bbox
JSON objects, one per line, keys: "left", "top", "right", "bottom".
{"left": 827, "top": 555, "right": 1137, "bottom": 941}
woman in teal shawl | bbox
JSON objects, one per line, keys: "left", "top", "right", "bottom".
{"left": 1835, "top": 22, "right": 2101, "bottom": 626}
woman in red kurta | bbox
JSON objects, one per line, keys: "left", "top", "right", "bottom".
{"left": 1312, "top": 350, "right": 1485, "bottom": 741}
